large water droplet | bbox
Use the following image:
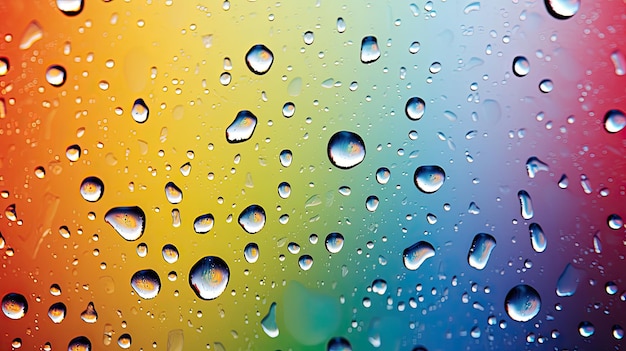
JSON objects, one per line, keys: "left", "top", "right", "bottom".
{"left": 325, "top": 232, "right": 344, "bottom": 254}
{"left": 526, "top": 157, "right": 549, "bottom": 178}
{"left": 80, "top": 302, "right": 98, "bottom": 323}
{"left": 298, "top": 255, "right": 314, "bottom": 270}
{"left": 402, "top": 241, "right": 435, "bottom": 270}
{"left": 193, "top": 214, "right": 214, "bottom": 234}
{"left": 376, "top": 167, "right": 390, "bottom": 184}
{"left": 578, "top": 321, "right": 595, "bottom": 337}
{"left": 512, "top": 56, "right": 530, "bottom": 77}
{"left": 162, "top": 244, "right": 179, "bottom": 264}
{"left": 603, "top": 109, "right": 626, "bottom": 133}
{"left": 504, "top": 284, "right": 541, "bottom": 322}
{"left": 19, "top": 21, "right": 43, "bottom": 50}
{"left": 529, "top": 223, "right": 547, "bottom": 253}
{"left": 467, "top": 233, "right": 496, "bottom": 270}
{"left": 226, "top": 110, "right": 258, "bottom": 143}
{"left": 244, "top": 242, "right": 259, "bottom": 263}
{"left": 517, "top": 190, "right": 534, "bottom": 220}
{"left": 238, "top": 205, "right": 266, "bottom": 234}
{"left": 405, "top": 97, "right": 426, "bottom": 120}
{"left": 360, "top": 36, "right": 381, "bottom": 63}
{"left": 131, "top": 98, "right": 149, "bottom": 123}
{"left": 608, "top": 214, "right": 623, "bottom": 230}
{"left": 2, "top": 293, "right": 28, "bottom": 320}
{"left": 46, "top": 65, "right": 67, "bottom": 87}
{"left": 57, "top": 0, "right": 84, "bottom": 16}
{"left": 68, "top": 336, "right": 91, "bottom": 351}
{"left": 261, "top": 302, "right": 279, "bottom": 338}
{"left": 48, "top": 302, "right": 67, "bottom": 323}
{"left": 164, "top": 182, "right": 183, "bottom": 204}
{"left": 414, "top": 165, "right": 445, "bottom": 193}
{"left": 189, "top": 256, "right": 230, "bottom": 300}
{"left": 245, "top": 44, "right": 274, "bottom": 75}
{"left": 117, "top": 334, "right": 132, "bottom": 349}
{"left": 556, "top": 263, "right": 581, "bottom": 297}
{"left": 327, "top": 337, "right": 352, "bottom": 351}
{"left": 104, "top": 206, "right": 146, "bottom": 241}
{"left": 130, "top": 269, "right": 161, "bottom": 299}
{"left": 545, "top": 0, "right": 580, "bottom": 19}
{"left": 327, "top": 131, "right": 366, "bottom": 169}
{"left": 80, "top": 176, "right": 104, "bottom": 202}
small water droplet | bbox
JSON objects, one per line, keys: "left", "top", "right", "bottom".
{"left": 130, "top": 270, "right": 161, "bottom": 299}
{"left": 325, "top": 232, "right": 344, "bottom": 253}
{"left": 80, "top": 301, "right": 98, "bottom": 323}
{"left": 517, "top": 190, "right": 534, "bottom": 220}
{"left": 504, "top": 284, "right": 541, "bottom": 322}
{"left": 80, "top": 176, "right": 104, "bottom": 202}
{"left": 189, "top": 256, "right": 230, "bottom": 300}
{"left": 467, "top": 233, "right": 496, "bottom": 270}
{"left": 238, "top": 205, "right": 266, "bottom": 234}
{"left": 66, "top": 144, "right": 81, "bottom": 162}
{"left": 104, "top": 206, "right": 146, "bottom": 241}
{"left": 279, "top": 149, "right": 293, "bottom": 167}
{"left": 603, "top": 109, "right": 626, "bottom": 133}
{"left": 244, "top": 242, "right": 259, "bottom": 263}
{"left": 529, "top": 223, "right": 547, "bottom": 253}
{"left": 162, "top": 244, "right": 179, "bottom": 264}
{"left": 327, "top": 337, "right": 352, "bottom": 351}
{"left": 545, "top": 0, "right": 580, "bottom": 19}
{"left": 327, "top": 131, "right": 366, "bottom": 169}
{"left": 193, "top": 214, "right": 214, "bottom": 234}
{"left": 360, "top": 36, "right": 381, "bottom": 63}
{"left": 245, "top": 44, "right": 274, "bottom": 75}
{"left": 414, "top": 165, "right": 445, "bottom": 193}
{"left": 402, "top": 241, "right": 435, "bottom": 270}
{"left": 405, "top": 97, "right": 426, "bottom": 120}
{"left": 298, "top": 254, "right": 314, "bottom": 270}
{"left": 365, "top": 195, "right": 379, "bottom": 212}
{"left": 48, "top": 302, "right": 66, "bottom": 323}
{"left": 261, "top": 302, "right": 279, "bottom": 338}
{"left": 526, "top": 157, "right": 549, "bottom": 178}
{"left": 56, "top": 0, "right": 84, "bottom": 16}
{"left": 556, "top": 263, "right": 581, "bottom": 297}
{"left": 578, "top": 321, "right": 594, "bottom": 337}
{"left": 164, "top": 182, "right": 183, "bottom": 204}
{"left": 68, "top": 336, "right": 91, "bottom": 351}
{"left": 512, "top": 56, "right": 530, "bottom": 77}
{"left": 226, "top": 110, "right": 258, "bottom": 143}
{"left": 539, "top": 79, "right": 553, "bottom": 93}
{"left": 131, "top": 98, "right": 149, "bottom": 123}
{"left": 46, "top": 65, "right": 67, "bottom": 87}
{"left": 1, "top": 293, "right": 28, "bottom": 320}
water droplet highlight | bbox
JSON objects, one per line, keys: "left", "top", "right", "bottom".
{"left": 327, "top": 131, "right": 366, "bottom": 169}
{"left": 245, "top": 44, "right": 274, "bottom": 75}
{"left": 104, "top": 206, "right": 146, "bottom": 241}
{"left": 189, "top": 256, "right": 230, "bottom": 300}
{"left": 238, "top": 205, "right": 266, "bottom": 234}
{"left": 402, "top": 241, "right": 435, "bottom": 270}
{"left": 360, "top": 36, "right": 381, "bottom": 63}
{"left": 526, "top": 157, "right": 549, "bottom": 178}
{"left": 325, "top": 232, "right": 344, "bottom": 254}
{"left": 226, "top": 110, "right": 258, "bottom": 143}
{"left": 244, "top": 242, "right": 259, "bottom": 263}
{"left": 405, "top": 97, "right": 426, "bottom": 120}
{"left": 467, "top": 233, "right": 496, "bottom": 270}
{"left": 504, "top": 284, "right": 541, "bottom": 322}
{"left": 80, "top": 176, "right": 104, "bottom": 202}
{"left": 414, "top": 165, "right": 445, "bottom": 193}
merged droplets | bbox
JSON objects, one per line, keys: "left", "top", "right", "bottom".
{"left": 130, "top": 269, "right": 161, "bottom": 299}
{"left": 226, "top": 110, "right": 258, "bottom": 143}
{"left": 244, "top": 242, "right": 259, "bottom": 263}
{"left": 278, "top": 182, "right": 291, "bottom": 198}
{"left": 360, "top": 36, "right": 381, "bottom": 63}
{"left": 47, "top": 302, "right": 66, "bottom": 323}
{"left": 164, "top": 182, "right": 183, "bottom": 204}
{"left": 603, "top": 109, "right": 626, "bottom": 133}
{"left": 371, "top": 279, "right": 387, "bottom": 295}
{"left": 261, "top": 302, "right": 279, "bottom": 338}
{"left": 104, "top": 206, "right": 146, "bottom": 241}
{"left": 1, "top": 293, "right": 28, "bottom": 320}
{"left": 131, "top": 98, "right": 149, "bottom": 123}
{"left": 365, "top": 195, "right": 379, "bottom": 212}
{"left": 545, "top": 0, "right": 580, "bottom": 19}
{"left": 193, "top": 214, "right": 214, "bottom": 234}
{"left": 402, "top": 241, "right": 435, "bottom": 270}
{"left": 298, "top": 255, "right": 314, "bottom": 270}
{"left": 189, "top": 256, "right": 230, "bottom": 300}
{"left": 405, "top": 97, "right": 426, "bottom": 120}
{"left": 80, "top": 176, "right": 104, "bottom": 202}
{"left": 504, "top": 284, "right": 541, "bottom": 322}
{"left": 517, "top": 190, "right": 534, "bottom": 220}
{"left": 467, "top": 233, "right": 496, "bottom": 270}
{"left": 327, "top": 337, "right": 352, "bottom": 351}
{"left": 414, "top": 165, "right": 445, "bottom": 193}
{"left": 68, "top": 336, "right": 91, "bottom": 351}
{"left": 46, "top": 65, "right": 67, "bottom": 87}
{"left": 327, "top": 131, "right": 366, "bottom": 169}
{"left": 238, "top": 205, "right": 266, "bottom": 234}
{"left": 245, "top": 44, "right": 274, "bottom": 75}
{"left": 512, "top": 56, "right": 530, "bottom": 77}
{"left": 56, "top": 0, "right": 84, "bottom": 16}
{"left": 325, "top": 232, "right": 344, "bottom": 254}
{"left": 529, "top": 223, "right": 547, "bottom": 253}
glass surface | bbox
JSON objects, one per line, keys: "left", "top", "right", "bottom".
{"left": 0, "top": 1, "right": 625, "bottom": 350}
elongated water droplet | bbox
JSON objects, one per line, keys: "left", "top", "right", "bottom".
{"left": 68, "top": 336, "right": 91, "bottom": 351}
{"left": 244, "top": 242, "right": 259, "bottom": 263}
{"left": 164, "top": 182, "right": 183, "bottom": 204}
{"left": 526, "top": 157, "right": 549, "bottom": 178}
{"left": 46, "top": 65, "right": 66, "bottom": 87}
{"left": 189, "top": 256, "right": 229, "bottom": 300}
{"left": 467, "top": 233, "right": 496, "bottom": 270}
{"left": 463, "top": 1, "right": 480, "bottom": 14}
{"left": 19, "top": 21, "right": 43, "bottom": 50}
{"left": 360, "top": 36, "right": 380, "bottom": 63}
{"left": 607, "top": 214, "right": 623, "bottom": 230}
{"left": 261, "top": 302, "right": 279, "bottom": 338}
{"left": 556, "top": 263, "right": 581, "bottom": 297}
{"left": 57, "top": 0, "right": 83, "bottom": 16}
{"left": 578, "top": 321, "right": 594, "bottom": 337}
{"left": 529, "top": 223, "right": 547, "bottom": 253}
{"left": 517, "top": 190, "right": 534, "bottom": 220}
{"left": 245, "top": 44, "right": 274, "bottom": 75}
{"left": 592, "top": 232, "right": 602, "bottom": 254}
{"left": 405, "top": 97, "right": 426, "bottom": 120}
{"left": 610, "top": 50, "right": 626, "bottom": 76}
{"left": 226, "top": 110, "right": 257, "bottom": 143}
{"left": 504, "top": 284, "right": 541, "bottom": 322}
{"left": 298, "top": 254, "right": 314, "bottom": 270}
{"left": 403, "top": 241, "right": 435, "bottom": 270}
{"left": 105, "top": 206, "right": 146, "bottom": 241}
{"left": 325, "top": 232, "right": 344, "bottom": 254}
{"left": 305, "top": 194, "right": 322, "bottom": 208}
{"left": 336, "top": 18, "right": 346, "bottom": 33}
{"left": 414, "top": 165, "right": 445, "bottom": 193}
{"left": 131, "top": 98, "right": 149, "bottom": 123}
{"left": 545, "top": 0, "right": 580, "bottom": 19}
{"left": 512, "top": 56, "right": 530, "bottom": 77}
{"left": 130, "top": 270, "right": 161, "bottom": 299}
{"left": 193, "top": 214, "right": 214, "bottom": 234}
{"left": 162, "top": 244, "right": 179, "bottom": 264}
{"left": 238, "top": 205, "right": 265, "bottom": 234}
{"left": 80, "top": 302, "right": 98, "bottom": 323}
{"left": 327, "top": 131, "right": 366, "bottom": 169}
{"left": 327, "top": 337, "right": 352, "bottom": 351}
{"left": 604, "top": 109, "right": 626, "bottom": 133}
{"left": 80, "top": 176, "right": 104, "bottom": 202}
{"left": 1, "top": 293, "right": 28, "bottom": 320}
{"left": 48, "top": 302, "right": 66, "bottom": 323}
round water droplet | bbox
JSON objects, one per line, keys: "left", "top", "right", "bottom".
{"left": 303, "top": 31, "right": 314, "bottom": 45}
{"left": 245, "top": 44, "right": 274, "bottom": 75}
{"left": 467, "top": 233, "right": 497, "bottom": 270}
{"left": 68, "top": 336, "right": 91, "bottom": 351}
{"left": 325, "top": 232, "right": 344, "bottom": 254}
{"left": 512, "top": 56, "right": 530, "bottom": 77}
{"left": 608, "top": 214, "right": 623, "bottom": 230}
{"left": 80, "top": 176, "right": 104, "bottom": 202}
{"left": 403, "top": 241, "right": 435, "bottom": 270}
{"left": 0, "top": 57, "right": 9, "bottom": 76}
{"left": 539, "top": 79, "right": 553, "bottom": 93}
{"left": 130, "top": 269, "right": 161, "bottom": 299}
{"left": 2, "top": 293, "right": 28, "bottom": 320}
{"left": 372, "top": 279, "right": 387, "bottom": 295}
{"left": 605, "top": 281, "right": 618, "bottom": 295}
{"left": 604, "top": 109, "right": 626, "bottom": 133}
{"left": 57, "top": 0, "right": 83, "bottom": 16}
{"left": 46, "top": 65, "right": 67, "bottom": 87}
{"left": 613, "top": 325, "right": 624, "bottom": 340}
{"left": 360, "top": 36, "right": 381, "bottom": 63}
{"left": 365, "top": 195, "right": 379, "bottom": 212}
{"left": 504, "top": 284, "right": 541, "bottom": 322}
{"left": 164, "top": 182, "right": 183, "bottom": 204}
{"left": 405, "top": 97, "right": 426, "bottom": 120}
{"left": 66, "top": 144, "right": 81, "bottom": 162}
{"left": 189, "top": 256, "right": 230, "bottom": 300}
{"left": 117, "top": 334, "right": 132, "bottom": 349}
{"left": 376, "top": 167, "right": 390, "bottom": 184}
{"left": 578, "top": 321, "right": 595, "bottom": 337}
{"left": 104, "top": 206, "right": 146, "bottom": 241}
{"left": 226, "top": 110, "right": 258, "bottom": 143}
{"left": 238, "top": 204, "right": 266, "bottom": 234}
{"left": 327, "top": 337, "right": 352, "bottom": 351}
{"left": 193, "top": 214, "right": 214, "bottom": 234}
{"left": 278, "top": 182, "right": 291, "bottom": 198}
{"left": 409, "top": 41, "right": 420, "bottom": 54}
{"left": 279, "top": 149, "right": 293, "bottom": 167}
{"left": 327, "top": 131, "right": 366, "bottom": 169}
{"left": 244, "top": 242, "right": 259, "bottom": 263}
{"left": 162, "top": 244, "right": 179, "bottom": 264}
{"left": 219, "top": 72, "right": 231, "bottom": 86}
{"left": 48, "top": 302, "right": 67, "bottom": 323}
{"left": 298, "top": 254, "right": 314, "bottom": 270}
{"left": 529, "top": 223, "right": 547, "bottom": 253}
{"left": 282, "top": 102, "right": 295, "bottom": 118}
{"left": 414, "top": 165, "right": 445, "bottom": 193}
{"left": 131, "top": 98, "right": 149, "bottom": 123}
{"left": 545, "top": 0, "right": 580, "bottom": 19}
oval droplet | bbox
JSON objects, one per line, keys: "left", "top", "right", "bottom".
{"left": 68, "top": 336, "right": 91, "bottom": 351}
{"left": 545, "top": 0, "right": 580, "bottom": 19}
{"left": 414, "top": 165, "right": 445, "bottom": 193}
{"left": 613, "top": 325, "right": 624, "bottom": 340}
{"left": 48, "top": 302, "right": 67, "bottom": 323}
{"left": 603, "top": 109, "right": 626, "bottom": 133}
{"left": 261, "top": 302, "right": 279, "bottom": 338}
{"left": 1, "top": 293, "right": 28, "bottom": 320}
{"left": 189, "top": 256, "right": 230, "bottom": 300}
{"left": 245, "top": 44, "right": 274, "bottom": 75}
{"left": 365, "top": 195, "right": 379, "bottom": 212}
{"left": 46, "top": 65, "right": 67, "bottom": 87}
{"left": 162, "top": 244, "right": 179, "bottom": 264}
{"left": 193, "top": 214, "right": 214, "bottom": 234}
{"left": 467, "top": 233, "right": 496, "bottom": 270}
{"left": 402, "top": 241, "right": 435, "bottom": 270}
{"left": 130, "top": 269, "right": 161, "bottom": 299}
{"left": 131, "top": 98, "right": 149, "bottom": 123}
{"left": 376, "top": 167, "right": 390, "bottom": 184}
{"left": 327, "top": 337, "right": 352, "bottom": 351}
{"left": 327, "top": 131, "right": 366, "bottom": 169}
{"left": 608, "top": 214, "right": 623, "bottom": 230}
{"left": 80, "top": 176, "right": 104, "bottom": 202}
{"left": 298, "top": 254, "right": 314, "bottom": 270}
{"left": 66, "top": 144, "right": 81, "bottom": 162}
{"left": 504, "top": 284, "right": 541, "bottom": 322}
{"left": 104, "top": 206, "right": 146, "bottom": 241}
{"left": 238, "top": 204, "right": 266, "bottom": 234}
{"left": 405, "top": 97, "right": 426, "bottom": 120}
{"left": 517, "top": 190, "right": 534, "bottom": 220}
{"left": 164, "top": 182, "right": 183, "bottom": 204}
{"left": 226, "top": 110, "right": 258, "bottom": 143}
{"left": 279, "top": 149, "right": 293, "bottom": 167}
{"left": 117, "top": 334, "right": 132, "bottom": 349}
{"left": 539, "top": 79, "right": 553, "bottom": 93}
{"left": 512, "top": 56, "right": 530, "bottom": 77}
{"left": 56, "top": 0, "right": 83, "bottom": 16}
{"left": 360, "top": 36, "right": 381, "bottom": 64}
{"left": 578, "top": 321, "right": 595, "bottom": 337}
{"left": 278, "top": 182, "right": 291, "bottom": 199}
{"left": 529, "top": 223, "right": 547, "bottom": 253}
{"left": 244, "top": 242, "right": 259, "bottom": 263}
{"left": 282, "top": 102, "right": 295, "bottom": 118}
{"left": 325, "top": 232, "right": 344, "bottom": 254}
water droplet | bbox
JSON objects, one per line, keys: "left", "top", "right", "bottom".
{"left": 117, "top": 334, "right": 132, "bottom": 349}
{"left": 219, "top": 72, "right": 231, "bottom": 85}
{"left": 298, "top": 254, "right": 314, "bottom": 270}
{"left": 238, "top": 205, "right": 266, "bottom": 234}
{"left": 193, "top": 214, "right": 214, "bottom": 234}
{"left": 2, "top": 293, "right": 28, "bottom": 319}
{"left": 610, "top": 50, "right": 626, "bottom": 76}
{"left": 405, "top": 97, "right": 426, "bottom": 120}
{"left": 104, "top": 206, "right": 146, "bottom": 241}
{"left": 605, "top": 281, "right": 618, "bottom": 295}
{"left": 325, "top": 232, "right": 344, "bottom": 254}
{"left": 336, "top": 18, "right": 346, "bottom": 33}
{"left": 189, "top": 256, "right": 230, "bottom": 300}
{"left": 46, "top": 65, "right": 67, "bottom": 87}
{"left": 80, "top": 302, "right": 98, "bottom": 323}
{"left": 278, "top": 182, "right": 291, "bottom": 198}
{"left": 372, "top": 279, "right": 387, "bottom": 295}
{"left": 327, "top": 131, "right": 366, "bottom": 169}
{"left": 57, "top": 0, "right": 84, "bottom": 16}
{"left": 244, "top": 242, "right": 259, "bottom": 263}
{"left": 12, "top": 338, "right": 21, "bottom": 349}
{"left": 545, "top": 0, "right": 580, "bottom": 19}
{"left": 261, "top": 302, "right": 279, "bottom": 338}
{"left": 529, "top": 223, "right": 547, "bottom": 253}
{"left": 593, "top": 232, "right": 602, "bottom": 254}
{"left": 68, "top": 336, "right": 91, "bottom": 351}
{"left": 409, "top": 41, "right": 420, "bottom": 54}
{"left": 512, "top": 56, "right": 530, "bottom": 77}
{"left": 48, "top": 302, "right": 66, "bottom": 323}
{"left": 556, "top": 263, "right": 581, "bottom": 297}
{"left": 517, "top": 190, "right": 534, "bottom": 220}
{"left": 365, "top": 195, "right": 379, "bottom": 212}
{"left": 327, "top": 337, "right": 352, "bottom": 351}
{"left": 467, "top": 233, "right": 496, "bottom": 270}
{"left": 226, "top": 110, "right": 258, "bottom": 143}
{"left": 245, "top": 44, "right": 274, "bottom": 75}
{"left": 162, "top": 244, "right": 179, "bottom": 264}
{"left": 504, "top": 284, "right": 541, "bottom": 322}
{"left": 164, "top": 182, "right": 183, "bottom": 204}
{"left": 0, "top": 57, "right": 9, "bottom": 76}
{"left": 376, "top": 167, "right": 390, "bottom": 184}
{"left": 429, "top": 62, "right": 442, "bottom": 74}
{"left": 463, "top": 1, "right": 480, "bottom": 14}
{"left": 613, "top": 325, "right": 624, "bottom": 340}
{"left": 360, "top": 36, "right": 381, "bottom": 63}
{"left": 279, "top": 149, "right": 293, "bottom": 167}
{"left": 66, "top": 144, "right": 81, "bottom": 162}
{"left": 558, "top": 174, "right": 569, "bottom": 189}
{"left": 580, "top": 174, "right": 592, "bottom": 194}
{"left": 130, "top": 270, "right": 161, "bottom": 299}
{"left": 79, "top": 176, "right": 104, "bottom": 202}
{"left": 303, "top": 31, "right": 314, "bottom": 45}
{"left": 578, "top": 321, "right": 594, "bottom": 337}
{"left": 414, "top": 165, "right": 445, "bottom": 193}
{"left": 402, "top": 241, "right": 435, "bottom": 270}
{"left": 282, "top": 102, "right": 295, "bottom": 118}
{"left": 131, "top": 98, "right": 149, "bottom": 123}
{"left": 50, "top": 284, "right": 62, "bottom": 296}
{"left": 19, "top": 21, "right": 43, "bottom": 50}
{"left": 539, "top": 79, "right": 553, "bottom": 93}
{"left": 608, "top": 214, "right": 623, "bottom": 230}
{"left": 526, "top": 157, "right": 549, "bottom": 178}
{"left": 603, "top": 109, "right": 626, "bottom": 133}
